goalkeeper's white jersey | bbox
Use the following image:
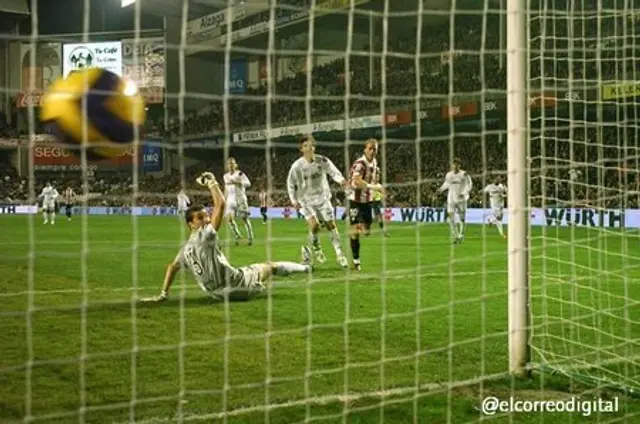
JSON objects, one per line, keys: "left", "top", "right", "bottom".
{"left": 180, "top": 224, "right": 243, "bottom": 294}
{"left": 223, "top": 171, "right": 250, "bottom": 205}
{"left": 40, "top": 186, "right": 59, "bottom": 204}
{"left": 287, "top": 155, "right": 345, "bottom": 205}
{"left": 440, "top": 170, "right": 473, "bottom": 204}
{"left": 483, "top": 183, "right": 507, "bottom": 208}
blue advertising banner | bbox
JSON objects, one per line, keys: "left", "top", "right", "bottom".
{"left": 227, "top": 60, "right": 247, "bottom": 94}
{"left": 142, "top": 144, "right": 163, "bottom": 172}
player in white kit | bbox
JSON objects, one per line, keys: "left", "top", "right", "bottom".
{"left": 438, "top": 158, "right": 473, "bottom": 244}
{"left": 177, "top": 189, "right": 191, "bottom": 216}
{"left": 483, "top": 178, "right": 507, "bottom": 238}
{"left": 287, "top": 135, "right": 349, "bottom": 268}
{"left": 141, "top": 172, "right": 313, "bottom": 303}
{"left": 38, "top": 182, "right": 59, "bottom": 225}
{"left": 223, "top": 158, "right": 253, "bottom": 245}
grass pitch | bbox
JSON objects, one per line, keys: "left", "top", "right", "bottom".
{"left": 1, "top": 215, "right": 639, "bottom": 423}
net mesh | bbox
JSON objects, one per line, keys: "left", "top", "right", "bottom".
{"left": 527, "top": 0, "right": 640, "bottom": 395}
{"left": 0, "top": 0, "right": 639, "bottom": 423}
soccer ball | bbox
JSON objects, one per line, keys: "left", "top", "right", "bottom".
{"left": 40, "top": 68, "right": 146, "bottom": 159}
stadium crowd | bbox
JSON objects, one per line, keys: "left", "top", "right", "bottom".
{"left": 2, "top": 10, "right": 639, "bottom": 210}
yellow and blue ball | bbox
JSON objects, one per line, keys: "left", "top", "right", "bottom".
{"left": 40, "top": 68, "right": 146, "bottom": 160}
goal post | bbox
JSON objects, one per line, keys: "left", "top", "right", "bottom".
{"left": 506, "top": 0, "right": 530, "bottom": 378}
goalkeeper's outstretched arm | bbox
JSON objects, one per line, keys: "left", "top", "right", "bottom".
{"left": 206, "top": 174, "right": 225, "bottom": 231}
{"left": 157, "top": 253, "right": 182, "bottom": 300}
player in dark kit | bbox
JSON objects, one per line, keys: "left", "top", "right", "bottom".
{"left": 63, "top": 187, "right": 76, "bottom": 222}
{"left": 347, "top": 139, "right": 382, "bottom": 271}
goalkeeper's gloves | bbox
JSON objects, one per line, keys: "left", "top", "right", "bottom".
{"left": 196, "top": 172, "right": 219, "bottom": 188}
{"left": 140, "top": 290, "right": 168, "bottom": 303}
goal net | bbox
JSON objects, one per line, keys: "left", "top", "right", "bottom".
{"left": 1, "top": 0, "right": 639, "bottom": 422}
{"left": 527, "top": 0, "right": 640, "bottom": 395}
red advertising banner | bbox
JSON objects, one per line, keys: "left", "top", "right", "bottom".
{"left": 441, "top": 102, "right": 478, "bottom": 119}
{"left": 16, "top": 92, "right": 44, "bottom": 108}
{"left": 384, "top": 110, "right": 412, "bottom": 126}
{"left": 32, "top": 144, "right": 137, "bottom": 171}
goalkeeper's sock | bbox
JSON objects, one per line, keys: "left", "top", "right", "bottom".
{"left": 274, "top": 262, "right": 310, "bottom": 275}
{"left": 495, "top": 220, "right": 505, "bottom": 236}
{"left": 350, "top": 237, "right": 360, "bottom": 260}
{"left": 244, "top": 220, "right": 254, "bottom": 241}
{"left": 229, "top": 220, "right": 242, "bottom": 238}
{"left": 329, "top": 228, "right": 344, "bottom": 256}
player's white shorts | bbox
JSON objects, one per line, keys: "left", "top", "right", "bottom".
{"left": 301, "top": 200, "right": 335, "bottom": 223}
{"left": 490, "top": 204, "right": 505, "bottom": 219}
{"left": 43, "top": 201, "right": 55, "bottom": 212}
{"left": 447, "top": 200, "right": 467, "bottom": 216}
{"left": 210, "top": 265, "right": 265, "bottom": 301}
{"left": 225, "top": 200, "right": 249, "bottom": 219}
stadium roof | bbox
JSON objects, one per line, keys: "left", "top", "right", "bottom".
{"left": 127, "top": 0, "right": 220, "bottom": 20}
{"left": 133, "top": 0, "right": 499, "bottom": 23}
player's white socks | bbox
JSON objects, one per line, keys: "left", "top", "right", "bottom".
{"left": 449, "top": 219, "right": 458, "bottom": 240}
{"left": 274, "top": 262, "right": 311, "bottom": 275}
{"left": 229, "top": 220, "right": 242, "bottom": 238}
{"left": 244, "top": 220, "right": 254, "bottom": 241}
{"left": 329, "top": 229, "right": 344, "bottom": 256}
{"left": 457, "top": 221, "right": 465, "bottom": 238}
{"left": 495, "top": 220, "right": 504, "bottom": 236}
{"left": 43, "top": 212, "right": 48, "bottom": 224}
{"left": 50, "top": 212, "right": 56, "bottom": 225}
{"left": 309, "top": 232, "right": 321, "bottom": 251}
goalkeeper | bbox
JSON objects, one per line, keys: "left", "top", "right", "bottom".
{"left": 142, "top": 172, "right": 313, "bottom": 303}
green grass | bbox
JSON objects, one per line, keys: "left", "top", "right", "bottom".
{"left": 0, "top": 215, "right": 639, "bottom": 423}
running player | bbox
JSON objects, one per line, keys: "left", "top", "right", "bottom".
{"left": 223, "top": 158, "right": 253, "bottom": 245}
{"left": 483, "top": 177, "right": 507, "bottom": 238}
{"left": 287, "top": 135, "right": 349, "bottom": 268}
{"left": 38, "top": 182, "right": 59, "bottom": 225}
{"left": 347, "top": 139, "right": 382, "bottom": 271}
{"left": 63, "top": 186, "right": 76, "bottom": 222}
{"left": 438, "top": 158, "right": 473, "bottom": 244}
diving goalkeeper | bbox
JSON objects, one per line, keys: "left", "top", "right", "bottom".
{"left": 142, "top": 172, "right": 313, "bottom": 303}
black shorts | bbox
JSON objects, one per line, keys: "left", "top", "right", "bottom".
{"left": 349, "top": 202, "right": 373, "bottom": 226}
{"left": 371, "top": 201, "right": 382, "bottom": 216}
{"left": 260, "top": 207, "right": 267, "bottom": 214}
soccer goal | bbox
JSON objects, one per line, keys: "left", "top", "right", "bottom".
{"left": 2, "top": 0, "right": 640, "bottom": 422}
{"left": 518, "top": 0, "right": 640, "bottom": 396}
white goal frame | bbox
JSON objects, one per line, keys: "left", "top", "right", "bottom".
{"left": 507, "top": 0, "right": 530, "bottom": 377}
